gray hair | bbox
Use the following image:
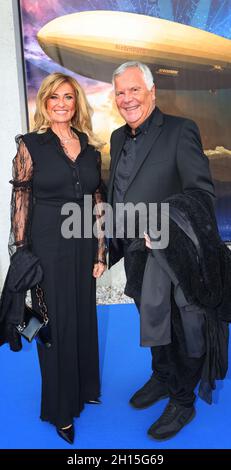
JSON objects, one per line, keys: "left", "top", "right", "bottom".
{"left": 112, "top": 61, "right": 154, "bottom": 90}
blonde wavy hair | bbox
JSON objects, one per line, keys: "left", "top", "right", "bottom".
{"left": 33, "top": 72, "right": 103, "bottom": 149}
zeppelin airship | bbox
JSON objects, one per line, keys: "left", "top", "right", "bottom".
{"left": 37, "top": 10, "right": 231, "bottom": 90}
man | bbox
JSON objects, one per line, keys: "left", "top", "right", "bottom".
{"left": 107, "top": 61, "right": 215, "bottom": 439}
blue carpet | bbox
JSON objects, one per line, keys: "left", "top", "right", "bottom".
{"left": 0, "top": 303, "right": 230, "bottom": 449}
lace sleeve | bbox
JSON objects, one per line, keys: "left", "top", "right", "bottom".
{"left": 93, "top": 153, "right": 107, "bottom": 265}
{"left": 8, "top": 136, "right": 33, "bottom": 257}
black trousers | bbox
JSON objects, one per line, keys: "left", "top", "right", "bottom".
{"left": 123, "top": 239, "right": 204, "bottom": 407}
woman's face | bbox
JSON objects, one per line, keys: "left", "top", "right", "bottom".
{"left": 46, "top": 82, "right": 76, "bottom": 124}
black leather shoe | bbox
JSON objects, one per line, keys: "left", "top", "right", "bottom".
{"left": 130, "top": 375, "right": 169, "bottom": 409}
{"left": 57, "top": 424, "right": 75, "bottom": 444}
{"left": 148, "top": 400, "right": 196, "bottom": 440}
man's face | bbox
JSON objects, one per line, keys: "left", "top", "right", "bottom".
{"left": 114, "top": 67, "right": 155, "bottom": 130}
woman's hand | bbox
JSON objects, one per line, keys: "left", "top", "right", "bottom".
{"left": 93, "top": 262, "right": 107, "bottom": 278}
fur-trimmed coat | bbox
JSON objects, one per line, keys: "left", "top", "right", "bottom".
{"left": 125, "top": 190, "right": 231, "bottom": 403}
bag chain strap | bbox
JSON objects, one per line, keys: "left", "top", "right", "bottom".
{"left": 35, "top": 284, "right": 49, "bottom": 324}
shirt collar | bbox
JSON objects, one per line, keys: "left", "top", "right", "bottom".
{"left": 125, "top": 107, "right": 156, "bottom": 138}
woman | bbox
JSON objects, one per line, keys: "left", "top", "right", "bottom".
{"left": 9, "top": 73, "right": 107, "bottom": 443}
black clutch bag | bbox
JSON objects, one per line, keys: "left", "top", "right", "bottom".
{"left": 16, "top": 285, "right": 51, "bottom": 348}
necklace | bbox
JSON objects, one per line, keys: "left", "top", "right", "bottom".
{"left": 59, "top": 131, "right": 80, "bottom": 162}
{"left": 58, "top": 129, "right": 76, "bottom": 144}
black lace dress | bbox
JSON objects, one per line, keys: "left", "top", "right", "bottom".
{"left": 9, "top": 128, "right": 106, "bottom": 428}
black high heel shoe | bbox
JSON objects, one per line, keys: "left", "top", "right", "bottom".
{"left": 86, "top": 398, "right": 101, "bottom": 404}
{"left": 56, "top": 424, "right": 75, "bottom": 444}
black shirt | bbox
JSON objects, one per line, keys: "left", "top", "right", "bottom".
{"left": 113, "top": 108, "right": 156, "bottom": 204}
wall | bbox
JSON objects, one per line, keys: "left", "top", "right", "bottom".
{"left": 0, "top": 0, "right": 28, "bottom": 287}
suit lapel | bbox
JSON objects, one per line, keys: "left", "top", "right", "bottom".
{"left": 108, "top": 127, "right": 126, "bottom": 202}
{"left": 125, "top": 107, "right": 164, "bottom": 192}
{"left": 110, "top": 128, "right": 126, "bottom": 176}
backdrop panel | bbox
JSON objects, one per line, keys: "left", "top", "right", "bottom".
{"left": 19, "top": 0, "right": 231, "bottom": 240}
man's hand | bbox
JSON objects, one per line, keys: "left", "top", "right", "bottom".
{"left": 144, "top": 232, "right": 152, "bottom": 249}
{"left": 93, "top": 262, "right": 107, "bottom": 278}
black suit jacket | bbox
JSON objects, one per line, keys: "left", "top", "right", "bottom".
{"left": 108, "top": 107, "right": 215, "bottom": 267}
